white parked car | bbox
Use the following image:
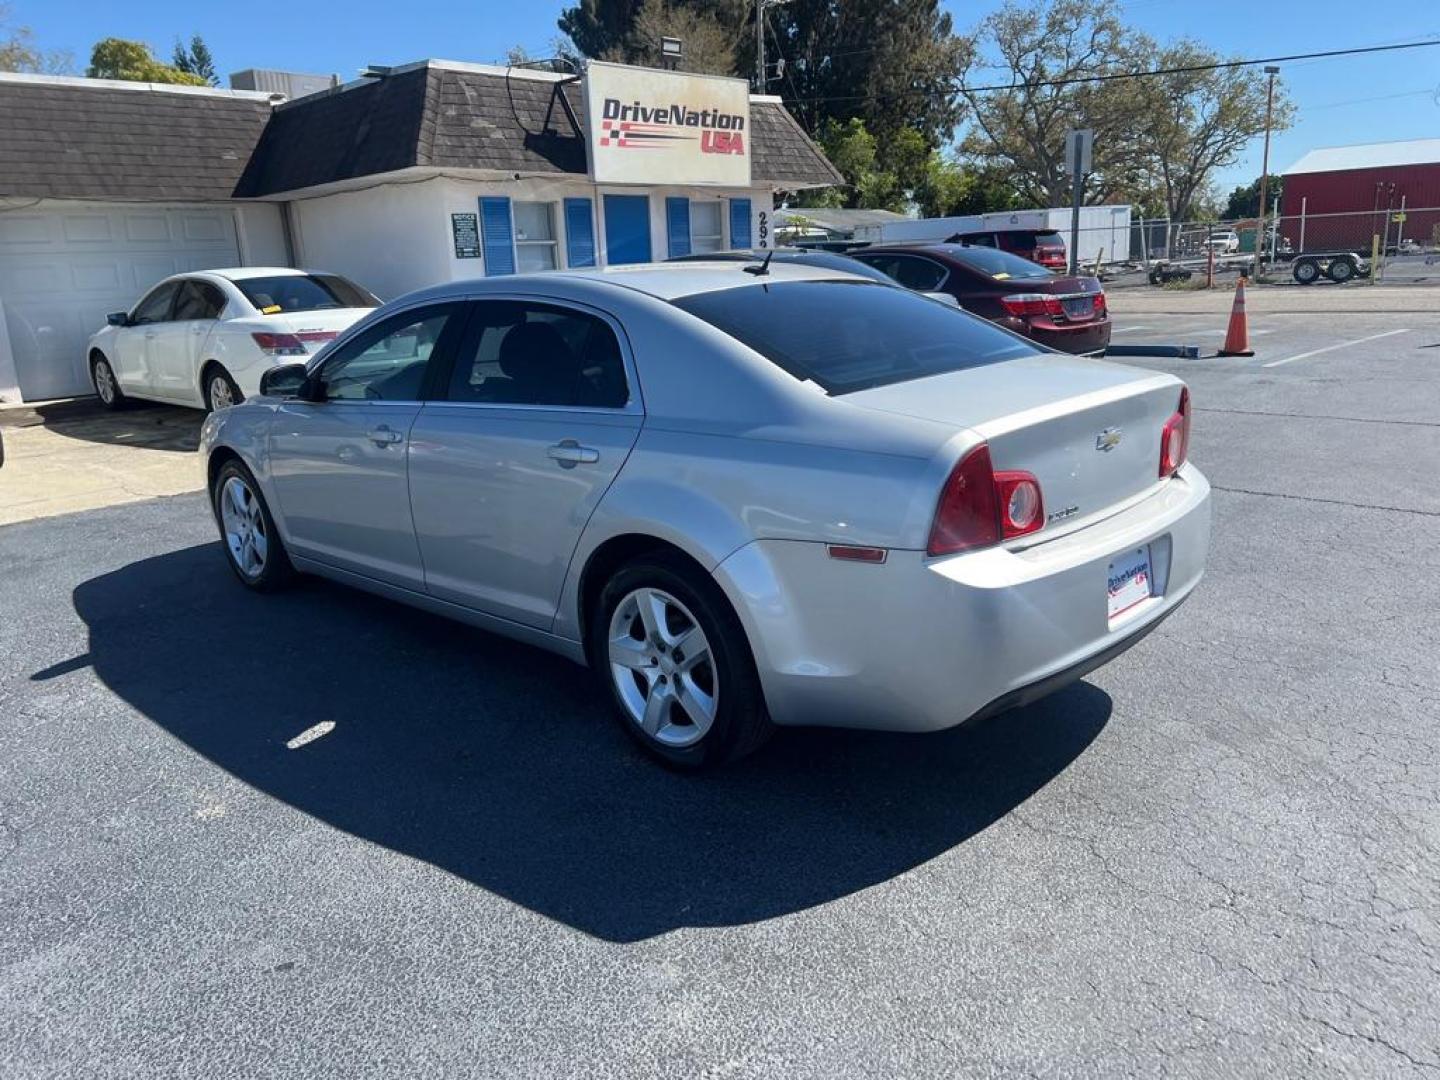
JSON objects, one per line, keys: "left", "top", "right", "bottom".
{"left": 86, "top": 268, "right": 381, "bottom": 412}
{"left": 1204, "top": 230, "right": 1240, "bottom": 254}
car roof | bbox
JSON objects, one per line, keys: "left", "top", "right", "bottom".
{"left": 399, "top": 261, "right": 874, "bottom": 303}
{"left": 194, "top": 267, "right": 317, "bottom": 282}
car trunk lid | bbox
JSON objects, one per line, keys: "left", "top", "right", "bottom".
{"left": 844, "top": 354, "right": 1182, "bottom": 528}
{"left": 232, "top": 309, "right": 373, "bottom": 354}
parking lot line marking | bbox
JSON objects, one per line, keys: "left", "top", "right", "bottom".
{"left": 1263, "top": 328, "right": 1411, "bottom": 368}
{"left": 1111, "top": 326, "right": 1155, "bottom": 334}
{"left": 286, "top": 721, "right": 336, "bottom": 749}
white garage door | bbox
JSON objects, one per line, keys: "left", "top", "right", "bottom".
{"left": 0, "top": 202, "right": 240, "bottom": 401}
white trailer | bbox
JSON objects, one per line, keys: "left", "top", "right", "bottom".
{"left": 854, "top": 205, "right": 1133, "bottom": 268}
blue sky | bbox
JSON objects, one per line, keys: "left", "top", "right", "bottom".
{"left": 13, "top": 0, "right": 1440, "bottom": 195}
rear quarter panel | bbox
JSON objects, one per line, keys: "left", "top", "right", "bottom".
{"left": 551, "top": 424, "right": 965, "bottom": 642}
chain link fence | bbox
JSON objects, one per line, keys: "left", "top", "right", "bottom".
{"left": 1095, "top": 205, "right": 1440, "bottom": 289}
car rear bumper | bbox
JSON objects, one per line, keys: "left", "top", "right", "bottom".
{"left": 1026, "top": 316, "right": 1113, "bottom": 355}
{"left": 711, "top": 463, "right": 1210, "bottom": 733}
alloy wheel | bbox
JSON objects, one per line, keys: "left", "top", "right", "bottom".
{"left": 607, "top": 587, "right": 718, "bottom": 748}
{"left": 94, "top": 361, "right": 115, "bottom": 404}
{"left": 219, "top": 475, "right": 268, "bottom": 578}
{"left": 210, "top": 375, "right": 235, "bottom": 410}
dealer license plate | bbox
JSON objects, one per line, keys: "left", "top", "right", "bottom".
{"left": 1107, "top": 546, "right": 1153, "bottom": 620}
{"left": 1062, "top": 296, "right": 1094, "bottom": 319}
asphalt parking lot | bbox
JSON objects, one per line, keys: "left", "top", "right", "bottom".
{"left": 2, "top": 301, "right": 1438, "bottom": 1077}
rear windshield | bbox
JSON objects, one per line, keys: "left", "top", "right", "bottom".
{"left": 949, "top": 246, "right": 1055, "bottom": 281}
{"left": 236, "top": 274, "right": 380, "bottom": 314}
{"left": 672, "top": 280, "right": 1040, "bottom": 395}
{"left": 1033, "top": 231, "right": 1064, "bottom": 246}
{"left": 780, "top": 251, "right": 898, "bottom": 284}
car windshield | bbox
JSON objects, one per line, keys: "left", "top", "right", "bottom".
{"left": 672, "top": 280, "right": 1040, "bottom": 395}
{"left": 1034, "top": 231, "right": 1064, "bottom": 246}
{"left": 236, "top": 274, "right": 379, "bottom": 314}
{"left": 946, "top": 246, "right": 1055, "bottom": 281}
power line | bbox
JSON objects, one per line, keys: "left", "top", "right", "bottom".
{"left": 772, "top": 38, "right": 1440, "bottom": 107}
{"left": 1305, "top": 87, "right": 1436, "bottom": 111}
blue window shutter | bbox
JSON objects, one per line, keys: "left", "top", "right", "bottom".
{"left": 479, "top": 197, "right": 515, "bottom": 276}
{"left": 729, "top": 198, "right": 752, "bottom": 249}
{"left": 666, "top": 197, "right": 691, "bottom": 258}
{"left": 563, "top": 198, "right": 596, "bottom": 268}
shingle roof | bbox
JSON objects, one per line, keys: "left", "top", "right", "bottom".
{"left": 1285, "top": 138, "right": 1440, "bottom": 175}
{"left": 0, "top": 75, "right": 274, "bottom": 201}
{"left": 0, "top": 64, "right": 842, "bottom": 201}
{"left": 749, "top": 98, "right": 844, "bottom": 189}
{"left": 236, "top": 65, "right": 841, "bottom": 196}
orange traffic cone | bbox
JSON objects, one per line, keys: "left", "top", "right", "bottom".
{"left": 1218, "top": 277, "right": 1254, "bottom": 357}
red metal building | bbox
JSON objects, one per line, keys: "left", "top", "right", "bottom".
{"left": 1280, "top": 138, "right": 1440, "bottom": 253}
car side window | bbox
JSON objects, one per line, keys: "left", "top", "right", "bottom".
{"left": 318, "top": 306, "right": 457, "bottom": 402}
{"left": 445, "top": 301, "right": 629, "bottom": 409}
{"left": 964, "top": 232, "right": 998, "bottom": 248}
{"left": 885, "top": 256, "right": 948, "bottom": 292}
{"left": 852, "top": 254, "right": 901, "bottom": 282}
{"left": 173, "top": 280, "right": 226, "bottom": 321}
{"left": 130, "top": 282, "right": 179, "bottom": 325}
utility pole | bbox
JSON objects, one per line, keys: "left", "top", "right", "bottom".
{"left": 1254, "top": 65, "right": 1279, "bottom": 275}
{"left": 755, "top": 0, "right": 765, "bottom": 90}
{"left": 754, "top": 0, "right": 788, "bottom": 90}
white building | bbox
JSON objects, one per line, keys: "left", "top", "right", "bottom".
{"left": 0, "top": 60, "right": 841, "bottom": 402}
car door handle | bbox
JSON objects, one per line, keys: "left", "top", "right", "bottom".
{"left": 144, "top": 331, "right": 158, "bottom": 340}
{"left": 367, "top": 425, "right": 405, "bottom": 447}
{"left": 547, "top": 440, "right": 599, "bottom": 466}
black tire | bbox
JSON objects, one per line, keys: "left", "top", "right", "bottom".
{"left": 203, "top": 365, "right": 244, "bottom": 412}
{"left": 1293, "top": 259, "right": 1320, "bottom": 285}
{"left": 90, "top": 353, "right": 127, "bottom": 410}
{"left": 211, "top": 459, "right": 294, "bottom": 592}
{"left": 590, "top": 552, "right": 772, "bottom": 769}
{"left": 1327, "top": 258, "right": 1356, "bottom": 283}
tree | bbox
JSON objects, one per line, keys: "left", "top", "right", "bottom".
{"left": 793, "top": 118, "right": 898, "bottom": 210}
{"left": 961, "top": 0, "right": 1291, "bottom": 221}
{"left": 611, "top": 0, "right": 740, "bottom": 74}
{"left": 761, "top": 0, "right": 969, "bottom": 152}
{"left": 172, "top": 34, "right": 218, "bottom": 86}
{"left": 558, "top": 0, "right": 645, "bottom": 59}
{"left": 88, "top": 38, "right": 207, "bottom": 85}
{"left": 0, "top": 4, "right": 71, "bottom": 73}
{"left": 959, "top": 0, "right": 1142, "bottom": 209}
{"left": 1224, "top": 174, "right": 1284, "bottom": 220}
{"left": 943, "top": 165, "right": 1026, "bottom": 216}
{"left": 1128, "top": 39, "right": 1292, "bottom": 222}
{"left": 558, "top": 0, "right": 745, "bottom": 74}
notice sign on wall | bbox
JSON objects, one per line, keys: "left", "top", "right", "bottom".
{"left": 584, "top": 61, "right": 751, "bottom": 187}
{"left": 451, "top": 212, "right": 481, "bottom": 258}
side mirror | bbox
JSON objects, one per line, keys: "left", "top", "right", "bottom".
{"left": 106, "top": 312, "right": 128, "bottom": 327}
{"left": 259, "top": 363, "right": 311, "bottom": 399}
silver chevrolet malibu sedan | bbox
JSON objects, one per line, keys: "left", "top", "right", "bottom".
{"left": 200, "top": 262, "right": 1210, "bottom": 768}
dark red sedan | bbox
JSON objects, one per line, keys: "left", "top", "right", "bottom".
{"left": 851, "top": 243, "right": 1112, "bottom": 355}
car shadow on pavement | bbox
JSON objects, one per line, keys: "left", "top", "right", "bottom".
{"left": 7, "top": 398, "right": 204, "bottom": 452}
{"left": 70, "top": 542, "right": 1112, "bottom": 944}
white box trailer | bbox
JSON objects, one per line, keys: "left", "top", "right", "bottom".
{"left": 854, "top": 205, "right": 1133, "bottom": 268}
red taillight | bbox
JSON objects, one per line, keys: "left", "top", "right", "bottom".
{"left": 251, "top": 332, "right": 307, "bottom": 356}
{"left": 927, "top": 444, "right": 1045, "bottom": 556}
{"left": 1092, "top": 292, "right": 1107, "bottom": 315}
{"left": 296, "top": 330, "right": 338, "bottom": 344}
{"left": 999, "top": 293, "right": 1064, "bottom": 318}
{"left": 995, "top": 471, "right": 1044, "bottom": 538}
{"left": 1159, "top": 386, "right": 1191, "bottom": 478}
